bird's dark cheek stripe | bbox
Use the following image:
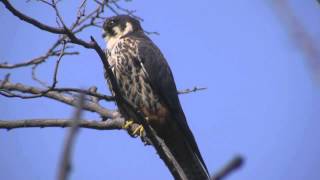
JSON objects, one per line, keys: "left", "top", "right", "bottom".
{"left": 106, "top": 28, "right": 116, "bottom": 37}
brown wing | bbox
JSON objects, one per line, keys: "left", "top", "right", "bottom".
{"left": 130, "top": 33, "right": 210, "bottom": 179}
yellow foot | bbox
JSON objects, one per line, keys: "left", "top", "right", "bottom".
{"left": 132, "top": 125, "right": 144, "bottom": 137}
{"left": 122, "top": 119, "right": 134, "bottom": 129}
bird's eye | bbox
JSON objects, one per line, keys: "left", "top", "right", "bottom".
{"left": 108, "top": 20, "right": 116, "bottom": 26}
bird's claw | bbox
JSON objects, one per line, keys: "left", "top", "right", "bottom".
{"left": 122, "top": 119, "right": 134, "bottom": 129}
{"left": 132, "top": 125, "right": 144, "bottom": 137}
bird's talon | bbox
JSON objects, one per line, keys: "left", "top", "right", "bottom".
{"left": 132, "top": 125, "right": 144, "bottom": 137}
{"left": 122, "top": 120, "right": 134, "bottom": 129}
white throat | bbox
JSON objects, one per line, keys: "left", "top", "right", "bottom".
{"left": 104, "top": 22, "right": 134, "bottom": 50}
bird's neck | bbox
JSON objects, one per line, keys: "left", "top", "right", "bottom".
{"left": 106, "top": 35, "right": 121, "bottom": 50}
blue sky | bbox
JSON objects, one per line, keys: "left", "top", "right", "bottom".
{"left": 1, "top": 1, "right": 320, "bottom": 180}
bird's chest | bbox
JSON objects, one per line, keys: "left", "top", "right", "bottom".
{"left": 107, "top": 44, "right": 161, "bottom": 113}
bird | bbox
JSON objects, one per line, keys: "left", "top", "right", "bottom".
{"left": 102, "top": 15, "right": 210, "bottom": 180}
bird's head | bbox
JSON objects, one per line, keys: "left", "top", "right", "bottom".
{"left": 102, "top": 15, "right": 142, "bottom": 43}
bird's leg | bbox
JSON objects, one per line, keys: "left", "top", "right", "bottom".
{"left": 122, "top": 119, "right": 140, "bottom": 138}
{"left": 132, "top": 117, "right": 149, "bottom": 137}
{"left": 122, "top": 117, "right": 149, "bottom": 137}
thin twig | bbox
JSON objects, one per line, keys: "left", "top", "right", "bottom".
{"left": 0, "top": 51, "right": 78, "bottom": 69}
{"left": 178, "top": 86, "right": 207, "bottom": 95}
{"left": 211, "top": 156, "right": 244, "bottom": 180}
{"left": 50, "top": 41, "right": 66, "bottom": 89}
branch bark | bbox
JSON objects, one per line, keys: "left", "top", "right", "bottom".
{"left": 1, "top": 0, "right": 66, "bottom": 34}
{"left": 0, "top": 118, "right": 124, "bottom": 131}
{"left": 0, "top": 80, "right": 115, "bottom": 118}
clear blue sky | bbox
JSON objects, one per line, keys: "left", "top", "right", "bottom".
{"left": 1, "top": 1, "right": 320, "bottom": 180}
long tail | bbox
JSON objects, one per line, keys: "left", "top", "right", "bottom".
{"left": 161, "top": 123, "right": 210, "bottom": 180}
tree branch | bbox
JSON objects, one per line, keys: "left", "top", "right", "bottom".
{"left": 57, "top": 94, "right": 84, "bottom": 180}
{"left": 0, "top": 51, "right": 78, "bottom": 69}
{"left": 52, "top": 87, "right": 114, "bottom": 101}
{"left": 178, "top": 86, "right": 207, "bottom": 95}
{"left": 0, "top": 118, "right": 124, "bottom": 131}
{"left": 0, "top": 80, "right": 115, "bottom": 118}
{"left": 1, "top": 0, "right": 66, "bottom": 34}
{"left": 211, "top": 156, "right": 244, "bottom": 180}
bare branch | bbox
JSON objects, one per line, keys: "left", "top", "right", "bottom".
{"left": 144, "top": 30, "right": 160, "bottom": 36}
{"left": 32, "top": 64, "right": 50, "bottom": 87}
{"left": 1, "top": 0, "right": 66, "bottom": 34}
{"left": 0, "top": 51, "right": 78, "bottom": 69}
{"left": 49, "top": 41, "right": 66, "bottom": 89}
{"left": 178, "top": 86, "right": 207, "bottom": 95}
{"left": 0, "top": 80, "right": 115, "bottom": 118}
{"left": 0, "top": 118, "right": 124, "bottom": 131}
{"left": 8, "top": 41, "right": 66, "bottom": 99}
{"left": 52, "top": 87, "right": 114, "bottom": 101}
{"left": 57, "top": 94, "right": 84, "bottom": 180}
{"left": 211, "top": 156, "right": 244, "bottom": 180}
{"left": 110, "top": 1, "right": 142, "bottom": 21}
{"left": 36, "top": 0, "right": 54, "bottom": 7}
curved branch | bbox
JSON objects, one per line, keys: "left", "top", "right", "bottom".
{"left": 1, "top": 0, "right": 66, "bottom": 34}
{"left": 0, "top": 51, "right": 78, "bottom": 69}
{"left": 0, "top": 80, "right": 115, "bottom": 118}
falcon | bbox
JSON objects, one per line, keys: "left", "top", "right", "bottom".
{"left": 102, "top": 15, "right": 210, "bottom": 180}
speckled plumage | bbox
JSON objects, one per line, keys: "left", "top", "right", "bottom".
{"left": 106, "top": 36, "right": 168, "bottom": 125}
{"left": 103, "top": 15, "right": 210, "bottom": 180}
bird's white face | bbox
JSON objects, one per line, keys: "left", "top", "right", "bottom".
{"left": 103, "top": 21, "right": 134, "bottom": 50}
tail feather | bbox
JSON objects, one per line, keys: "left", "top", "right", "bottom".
{"left": 161, "top": 124, "right": 210, "bottom": 180}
